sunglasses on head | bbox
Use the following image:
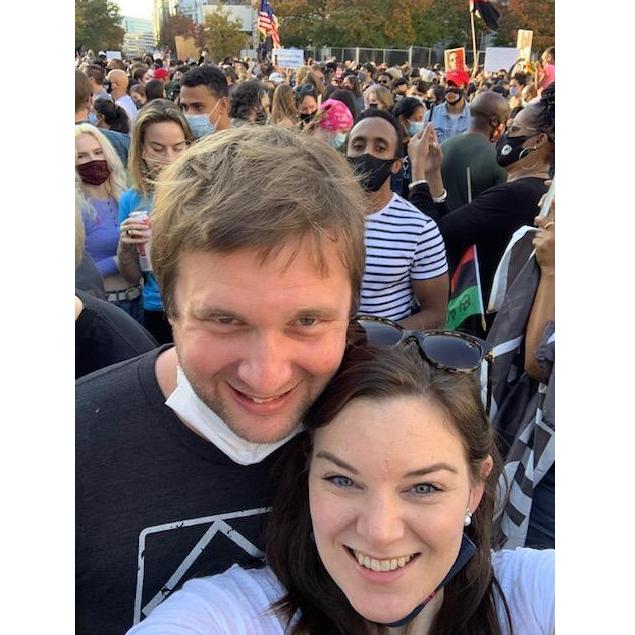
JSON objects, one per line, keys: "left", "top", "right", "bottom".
{"left": 348, "top": 315, "right": 493, "bottom": 414}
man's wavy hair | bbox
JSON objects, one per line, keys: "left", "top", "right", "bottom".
{"left": 151, "top": 125, "right": 368, "bottom": 319}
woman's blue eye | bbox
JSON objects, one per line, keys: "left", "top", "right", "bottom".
{"left": 410, "top": 483, "right": 438, "bottom": 496}
{"left": 326, "top": 475, "right": 355, "bottom": 488}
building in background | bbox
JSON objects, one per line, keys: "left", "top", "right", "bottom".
{"left": 153, "top": 0, "right": 172, "bottom": 43}
{"left": 201, "top": 1, "right": 253, "bottom": 33}
{"left": 122, "top": 16, "right": 156, "bottom": 57}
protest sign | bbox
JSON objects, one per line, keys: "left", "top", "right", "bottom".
{"left": 444, "top": 47, "right": 466, "bottom": 72}
{"left": 484, "top": 47, "right": 520, "bottom": 74}
{"left": 271, "top": 48, "right": 304, "bottom": 69}
{"left": 175, "top": 36, "right": 199, "bottom": 62}
{"left": 516, "top": 30, "right": 533, "bottom": 64}
{"left": 106, "top": 51, "right": 122, "bottom": 60}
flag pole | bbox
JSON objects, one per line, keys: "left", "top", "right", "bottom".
{"left": 252, "top": 0, "right": 260, "bottom": 59}
{"left": 470, "top": 6, "right": 478, "bottom": 77}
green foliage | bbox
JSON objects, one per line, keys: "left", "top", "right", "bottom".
{"left": 159, "top": 13, "right": 196, "bottom": 50}
{"left": 496, "top": 0, "right": 555, "bottom": 52}
{"left": 276, "top": 0, "right": 553, "bottom": 55}
{"left": 201, "top": 6, "right": 249, "bottom": 62}
{"left": 75, "top": 0, "right": 125, "bottom": 52}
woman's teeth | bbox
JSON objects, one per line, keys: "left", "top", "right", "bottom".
{"left": 352, "top": 549, "right": 415, "bottom": 572}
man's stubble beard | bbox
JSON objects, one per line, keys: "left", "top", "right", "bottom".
{"left": 177, "top": 359, "right": 316, "bottom": 444}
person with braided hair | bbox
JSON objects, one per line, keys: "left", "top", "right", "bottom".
{"left": 408, "top": 84, "right": 555, "bottom": 335}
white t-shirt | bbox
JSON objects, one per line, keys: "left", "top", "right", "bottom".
{"left": 359, "top": 192, "right": 448, "bottom": 321}
{"left": 127, "top": 548, "right": 554, "bottom": 635}
{"left": 116, "top": 94, "right": 138, "bottom": 127}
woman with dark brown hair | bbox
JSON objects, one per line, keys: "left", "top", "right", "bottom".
{"left": 128, "top": 325, "right": 554, "bottom": 635}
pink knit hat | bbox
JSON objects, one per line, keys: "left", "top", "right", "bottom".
{"left": 317, "top": 99, "right": 354, "bottom": 132}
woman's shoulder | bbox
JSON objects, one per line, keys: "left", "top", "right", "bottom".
{"left": 492, "top": 548, "right": 555, "bottom": 635}
{"left": 127, "top": 565, "right": 287, "bottom": 634}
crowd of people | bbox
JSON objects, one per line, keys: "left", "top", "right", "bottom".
{"left": 75, "top": 43, "right": 556, "bottom": 634}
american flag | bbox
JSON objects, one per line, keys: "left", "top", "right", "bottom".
{"left": 258, "top": 0, "right": 281, "bottom": 49}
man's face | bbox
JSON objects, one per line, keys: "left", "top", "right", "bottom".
{"left": 445, "top": 83, "right": 464, "bottom": 105}
{"left": 180, "top": 84, "right": 224, "bottom": 120}
{"left": 378, "top": 74, "right": 391, "bottom": 88}
{"left": 170, "top": 243, "right": 353, "bottom": 444}
{"left": 347, "top": 117, "right": 399, "bottom": 162}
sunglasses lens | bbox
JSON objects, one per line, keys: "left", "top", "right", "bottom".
{"left": 420, "top": 334, "right": 482, "bottom": 371}
{"left": 349, "top": 320, "right": 403, "bottom": 347}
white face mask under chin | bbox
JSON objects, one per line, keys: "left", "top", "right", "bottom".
{"left": 165, "top": 367, "right": 303, "bottom": 465}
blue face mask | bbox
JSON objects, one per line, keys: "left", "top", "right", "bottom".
{"left": 328, "top": 132, "right": 347, "bottom": 151}
{"left": 87, "top": 112, "right": 99, "bottom": 126}
{"left": 406, "top": 120, "right": 425, "bottom": 137}
{"left": 185, "top": 113, "right": 216, "bottom": 139}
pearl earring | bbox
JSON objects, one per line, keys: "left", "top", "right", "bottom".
{"left": 463, "top": 509, "right": 472, "bottom": 527}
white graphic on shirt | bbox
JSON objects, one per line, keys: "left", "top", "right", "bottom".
{"left": 133, "top": 507, "right": 271, "bottom": 624}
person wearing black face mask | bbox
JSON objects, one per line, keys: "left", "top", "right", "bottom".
{"left": 409, "top": 84, "right": 555, "bottom": 337}
{"left": 424, "top": 69, "right": 471, "bottom": 144}
{"left": 346, "top": 109, "right": 450, "bottom": 331}
{"left": 295, "top": 84, "right": 319, "bottom": 128}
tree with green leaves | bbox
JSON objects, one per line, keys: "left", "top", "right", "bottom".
{"left": 160, "top": 13, "right": 196, "bottom": 51}
{"left": 495, "top": 0, "right": 555, "bottom": 52}
{"left": 201, "top": 6, "right": 249, "bottom": 62}
{"left": 75, "top": 0, "right": 125, "bottom": 52}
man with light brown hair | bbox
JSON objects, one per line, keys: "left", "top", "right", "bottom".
{"left": 76, "top": 125, "right": 368, "bottom": 634}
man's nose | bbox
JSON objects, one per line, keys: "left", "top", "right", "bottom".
{"left": 236, "top": 332, "right": 294, "bottom": 396}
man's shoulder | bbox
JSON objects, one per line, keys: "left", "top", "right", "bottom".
{"left": 76, "top": 346, "right": 165, "bottom": 416}
{"left": 380, "top": 194, "right": 435, "bottom": 225}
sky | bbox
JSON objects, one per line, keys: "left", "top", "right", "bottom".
{"left": 115, "top": 0, "right": 154, "bottom": 20}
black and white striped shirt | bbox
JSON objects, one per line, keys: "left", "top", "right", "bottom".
{"left": 359, "top": 193, "right": 448, "bottom": 321}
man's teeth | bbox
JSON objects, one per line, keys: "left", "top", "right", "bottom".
{"left": 247, "top": 395, "right": 279, "bottom": 404}
{"left": 353, "top": 549, "right": 414, "bottom": 571}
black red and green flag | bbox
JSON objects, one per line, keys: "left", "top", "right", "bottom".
{"left": 470, "top": 0, "right": 500, "bottom": 31}
{"left": 446, "top": 245, "right": 486, "bottom": 331}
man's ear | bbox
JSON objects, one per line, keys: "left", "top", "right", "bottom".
{"left": 392, "top": 157, "right": 403, "bottom": 174}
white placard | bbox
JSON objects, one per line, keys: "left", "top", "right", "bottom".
{"left": 483, "top": 47, "right": 520, "bottom": 74}
{"left": 106, "top": 50, "right": 122, "bottom": 60}
{"left": 516, "top": 29, "right": 533, "bottom": 64}
{"left": 271, "top": 48, "right": 305, "bottom": 69}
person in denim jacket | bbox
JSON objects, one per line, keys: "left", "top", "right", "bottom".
{"left": 424, "top": 69, "right": 471, "bottom": 144}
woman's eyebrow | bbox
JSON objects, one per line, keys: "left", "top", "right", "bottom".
{"left": 314, "top": 451, "right": 358, "bottom": 475}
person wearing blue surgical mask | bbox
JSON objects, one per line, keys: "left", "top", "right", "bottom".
{"left": 392, "top": 97, "right": 426, "bottom": 196}
{"left": 179, "top": 65, "right": 231, "bottom": 139}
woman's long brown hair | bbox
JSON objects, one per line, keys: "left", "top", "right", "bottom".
{"left": 266, "top": 346, "right": 512, "bottom": 634}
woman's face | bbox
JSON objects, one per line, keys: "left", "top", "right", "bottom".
{"left": 410, "top": 105, "right": 425, "bottom": 122}
{"left": 298, "top": 95, "right": 318, "bottom": 116}
{"left": 142, "top": 121, "right": 187, "bottom": 176}
{"left": 76, "top": 133, "right": 104, "bottom": 166}
{"left": 308, "top": 395, "right": 488, "bottom": 624}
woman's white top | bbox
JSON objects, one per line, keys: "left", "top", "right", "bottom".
{"left": 128, "top": 548, "right": 554, "bottom": 634}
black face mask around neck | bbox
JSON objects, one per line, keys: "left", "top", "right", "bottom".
{"left": 379, "top": 533, "right": 478, "bottom": 628}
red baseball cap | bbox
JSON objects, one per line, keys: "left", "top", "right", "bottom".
{"left": 154, "top": 68, "right": 169, "bottom": 80}
{"left": 445, "top": 69, "right": 470, "bottom": 88}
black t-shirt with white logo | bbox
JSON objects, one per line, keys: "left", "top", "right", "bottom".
{"left": 76, "top": 346, "right": 282, "bottom": 634}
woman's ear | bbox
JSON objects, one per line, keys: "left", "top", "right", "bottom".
{"left": 470, "top": 455, "right": 494, "bottom": 512}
